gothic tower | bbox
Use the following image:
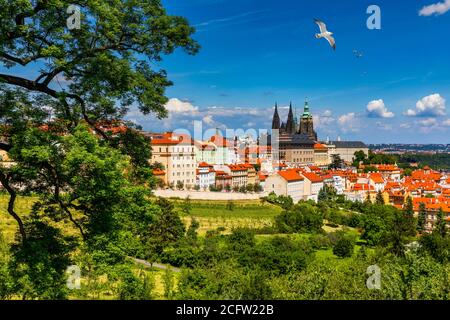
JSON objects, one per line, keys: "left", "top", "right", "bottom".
{"left": 285, "top": 102, "right": 296, "bottom": 135}
{"left": 271, "top": 102, "right": 281, "bottom": 130}
{"left": 299, "top": 99, "right": 318, "bottom": 141}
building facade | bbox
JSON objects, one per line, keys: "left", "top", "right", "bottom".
{"left": 150, "top": 132, "right": 197, "bottom": 189}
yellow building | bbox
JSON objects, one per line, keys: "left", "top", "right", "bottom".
{"left": 149, "top": 132, "right": 196, "bottom": 189}
{"left": 313, "top": 143, "right": 330, "bottom": 167}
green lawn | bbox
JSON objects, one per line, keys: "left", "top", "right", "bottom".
{"left": 176, "top": 200, "right": 282, "bottom": 235}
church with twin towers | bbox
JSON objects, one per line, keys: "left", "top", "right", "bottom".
{"left": 268, "top": 99, "right": 368, "bottom": 165}
{"left": 271, "top": 100, "right": 318, "bottom": 142}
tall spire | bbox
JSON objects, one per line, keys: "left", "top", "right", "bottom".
{"left": 302, "top": 98, "right": 311, "bottom": 118}
{"left": 286, "top": 101, "right": 295, "bottom": 135}
{"left": 271, "top": 102, "right": 280, "bottom": 130}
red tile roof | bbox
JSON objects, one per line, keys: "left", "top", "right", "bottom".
{"left": 151, "top": 132, "right": 193, "bottom": 146}
{"left": 370, "top": 173, "right": 384, "bottom": 184}
{"left": 278, "top": 170, "right": 305, "bottom": 183}
{"left": 301, "top": 172, "right": 324, "bottom": 183}
{"left": 314, "top": 143, "right": 328, "bottom": 150}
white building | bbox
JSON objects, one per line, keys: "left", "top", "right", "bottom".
{"left": 265, "top": 170, "right": 305, "bottom": 203}
{"left": 196, "top": 162, "right": 216, "bottom": 190}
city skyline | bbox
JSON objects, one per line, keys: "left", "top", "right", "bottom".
{"left": 126, "top": 0, "right": 450, "bottom": 144}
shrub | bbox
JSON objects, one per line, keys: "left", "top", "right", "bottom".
{"left": 275, "top": 203, "right": 323, "bottom": 234}
{"left": 333, "top": 237, "right": 354, "bottom": 258}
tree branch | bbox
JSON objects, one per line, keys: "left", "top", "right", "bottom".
{"left": 0, "top": 172, "right": 26, "bottom": 242}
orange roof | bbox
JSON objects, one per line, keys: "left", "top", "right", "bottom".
{"left": 385, "top": 182, "right": 402, "bottom": 190}
{"left": 352, "top": 183, "right": 375, "bottom": 191}
{"left": 370, "top": 173, "right": 384, "bottom": 184}
{"left": 374, "top": 164, "right": 400, "bottom": 172}
{"left": 301, "top": 172, "right": 324, "bottom": 183}
{"left": 228, "top": 164, "right": 248, "bottom": 172}
{"left": 411, "top": 169, "right": 441, "bottom": 182}
{"left": 151, "top": 132, "right": 193, "bottom": 146}
{"left": 314, "top": 143, "right": 328, "bottom": 150}
{"left": 258, "top": 172, "right": 268, "bottom": 181}
{"left": 278, "top": 170, "right": 305, "bottom": 182}
{"left": 198, "top": 162, "right": 212, "bottom": 168}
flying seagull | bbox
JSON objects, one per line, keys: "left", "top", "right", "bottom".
{"left": 353, "top": 49, "right": 363, "bottom": 58}
{"left": 314, "top": 19, "right": 336, "bottom": 50}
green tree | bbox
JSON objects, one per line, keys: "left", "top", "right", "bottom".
{"left": 0, "top": 0, "right": 198, "bottom": 299}
{"left": 181, "top": 196, "right": 192, "bottom": 215}
{"left": 330, "top": 154, "right": 343, "bottom": 169}
{"left": 435, "top": 208, "right": 447, "bottom": 238}
{"left": 275, "top": 203, "right": 323, "bottom": 234}
{"left": 333, "top": 237, "right": 354, "bottom": 258}
{"left": 116, "top": 267, "right": 154, "bottom": 300}
{"left": 186, "top": 218, "right": 200, "bottom": 244}
{"left": 404, "top": 197, "right": 414, "bottom": 216}
{"left": 148, "top": 198, "right": 186, "bottom": 255}
{"left": 417, "top": 202, "right": 427, "bottom": 234}
{"left": 227, "top": 228, "right": 256, "bottom": 252}
{"left": 353, "top": 150, "right": 367, "bottom": 167}
{"left": 375, "top": 190, "right": 384, "bottom": 205}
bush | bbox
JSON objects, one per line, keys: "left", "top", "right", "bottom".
{"left": 227, "top": 228, "right": 256, "bottom": 252}
{"left": 309, "top": 234, "right": 332, "bottom": 250}
{"left": 275, "top": 203, "right": 323, "bottom": 234}
{"left": 333, "top": 237, "right": 354, "bottom": 258}
{"left": 238, "top": 237, "right": 309, "bottom": 275}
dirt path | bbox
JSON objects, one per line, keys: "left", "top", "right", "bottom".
{"left": 130, "top": 257, "right": 181, "bottom": 273}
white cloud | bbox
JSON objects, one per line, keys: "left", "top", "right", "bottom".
{"left": 376, "top": 122, "right": 393, "bottom": 131}
{"left": 202, "top": 115, "right": 216, "bottom": 126}
{"left": 314, "top": 109, "right": 335, "bottom": 130}
{"left": 404, "top": 93, "right": 446, "bottom": 117}
{"left": 400, "top": 123, "right": 412, "bottom": 129}
{"left": 419, "top": 0, "right": 450, "bottom": 16}
{"left": 442, "top": 118, "right": 450, "bottom": 126}
{"left": 418, "top": 118, "right": 438, "bottom": 127}
{"left": 165, "top": 98, "right": 199, "bottom": 114}
{"left": 338, "top": 113, "right": 361, "bottom": 132}
{"left": 366, "top": 99, "right": 395, "bottom": 118}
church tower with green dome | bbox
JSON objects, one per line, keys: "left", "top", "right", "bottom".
{"left": 299, "top": 99, "right": 317, "bottom": 141}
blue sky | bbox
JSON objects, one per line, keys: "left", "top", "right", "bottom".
{"left": 134, "top": 0, "right": 450, "bottom": 143}
{"left": 2, "top": 0, "right": 450, "bottom": 143}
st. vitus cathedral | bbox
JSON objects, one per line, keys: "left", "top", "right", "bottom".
{"left": 271, "top": 100, "right": 318, "bottom": 141}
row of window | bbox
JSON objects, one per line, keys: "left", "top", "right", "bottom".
{"left": 172, "top": 171, "right": 195, "bottom": 177}
{"left": 158, "top": 147, "right": 194, "bottom": 153}
{"left": 172, "top": 163, "right": 195, "bottom": 168}
{"left": 293, "top": 158, "right": 314, "bottom": 163}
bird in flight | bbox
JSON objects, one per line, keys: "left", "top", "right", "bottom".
{"left": 314, "top": 19, "right": 336, "bottom": 50}
{"left": 353, "top": 49, "right": 363, "bottom": 58}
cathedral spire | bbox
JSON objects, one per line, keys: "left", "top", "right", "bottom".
{"left": 286, "top": 101, "right": 295, "bottom": 135}
{"left": 302, "top": 98, "right": 311, "bottom": 118}
{"left": 271, "top": 102, "right": 280, "bottom": 130}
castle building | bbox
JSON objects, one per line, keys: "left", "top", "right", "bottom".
{"left": 272, "top": 100, "right": 318, "bottom": 141}
{"left": 269, "top": 100, "right": 317, "bottom": 165}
